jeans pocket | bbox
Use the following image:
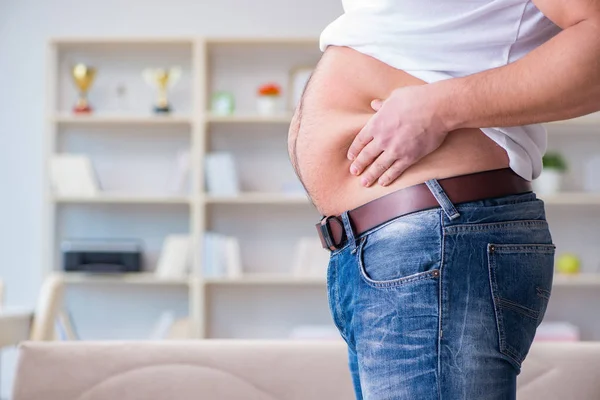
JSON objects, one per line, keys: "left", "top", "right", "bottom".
{"left": 488, "top": 243, "right": 555, "bottom": 370}
{"left": 357, "top": 233, "right": 441, "bottom": 289}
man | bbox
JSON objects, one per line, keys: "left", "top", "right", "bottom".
{"left": 287, "top": 0, "right": 600, "bottom": 399}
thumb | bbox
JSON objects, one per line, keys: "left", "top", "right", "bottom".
{"left": 371, "top": 99, "right": 384, "bottom": 111}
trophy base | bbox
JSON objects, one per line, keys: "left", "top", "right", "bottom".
{"left": 153, "top": 105, "right": 171, "bottom": 114}
{"left": 73, "top": 105, "right": 93, "bottom": 114}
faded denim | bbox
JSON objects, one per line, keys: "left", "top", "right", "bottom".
{"left": 326, "top": 180, "right": 555, "bottom": 400}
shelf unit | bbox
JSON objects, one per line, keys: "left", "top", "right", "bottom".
{"left": 46, "top": 37, "right": 323, "bottom": 340}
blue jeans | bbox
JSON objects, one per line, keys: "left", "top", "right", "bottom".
{"left": 326, "top": 179, "right": 555, "bottom": 400}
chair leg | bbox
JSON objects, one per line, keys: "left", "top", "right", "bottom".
{"left": 29, "top": 274, "right": 65, "bottom": 341}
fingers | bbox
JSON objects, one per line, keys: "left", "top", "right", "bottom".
{"left": 378, "top": 159, "right": 411, "bottom": 187}
{"left": 349, "top": 140, "right": 383, "bottom": 178}
{"left": 347, "top": 125, "right": 373, "bottom": 161}
{"left": 357, "top": 152, "right": 397, "bottom": 187}
{"left": 371, "top": 99, "right": 383, "bottom": 111}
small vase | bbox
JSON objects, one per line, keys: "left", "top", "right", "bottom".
{"left": 533, "top": 169, "right": 563, "bottom": 195}
{"left": 256, "top": 96, "right": 280, "bottom": 116}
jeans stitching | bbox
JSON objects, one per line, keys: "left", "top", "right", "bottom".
{"left": 329, "top": 241, "right": 351, "bottom": 257}
{"left": 327, "top": 257, "right": 347, "bottom": 342}
{"left": 536, "top": 287, "right": 551, "bottom": 300}
{"left": 437, "top": 210, "right": 445, "bottom": 400}
{"left": 497, "top": 298, "right": 540, "bottom": 320}
{"left": 488, "top": 243, "right": 539, "bottom": 370}
{"left": 492, "top": 244, "right": 556, "bottom": 254}
{"left": 444, "top": 220, "right": 548, "bottom": 234}
{"left": 488, "top": 245, "right": 508, "bottom": 363}
{"left": 502, "top": 346, "right": 524, "bottom": 369}
{"left": 454, "top": 194, "right": 538, "bottom": 209}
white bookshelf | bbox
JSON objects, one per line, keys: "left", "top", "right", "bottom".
{"left": 53, "top": 114, "right": 193, "bottom": 126}
{"left": 206, "top": 113, "right": 293, "bottom": 124}
{"left": 54, "top": 194, "right": 193, "bottom": 204}
{"left": 59, "top": 272, "right": 190, "bottom": 286}
{"left": 45, "top": 37, "right": 600, "bottom": 342}
{"left": 205, "top": 193, "right": 309, "bottom": 205}
{"left": 46, "top": 37, "right": 323, "bottom": 341}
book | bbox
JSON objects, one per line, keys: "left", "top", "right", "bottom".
{"left": 292, "top": 237, "right": 330, "bottom": 278}
{"left": 148, "top": 310, "right": 177, "bottom": 340}
{"left": 49, "top": 154, "right": 100, "bottom": 197}
{"left": 205, "top": 152, "right": 239, "bottom": 196}
{"left": 167, "top": 149, "right": 191, "bottom": 194}
{"left": 202, "top": 232, "right": 243, "bottom": 278}
{"left": 223, "top": 236, "right": 243, "bottom": 278}
{"left": 155, "top": 235, "right": 191, "bottom": 279}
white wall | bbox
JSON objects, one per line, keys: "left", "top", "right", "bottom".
{"left": 0, "top": 0, "right": 340, "bottom": 309}
{"left": 0, "top": 0, "right": 341, "bottom": 396}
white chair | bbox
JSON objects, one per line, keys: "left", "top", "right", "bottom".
{"left": 0, "top": 275, "right": 65, "bottom": 348}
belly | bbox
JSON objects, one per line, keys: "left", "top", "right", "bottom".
{"left": 288, "top": 46, "right": 509, "bottom": 216}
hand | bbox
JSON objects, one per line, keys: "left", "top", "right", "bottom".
{"left": 347, "top": 85, "right": 450, "bottom": 187}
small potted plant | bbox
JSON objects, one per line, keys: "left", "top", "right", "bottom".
{"left": 256, "top": 83, "right": 282, "bottom": 116}
{"left": 533, "top": 152, "right": 567, "bottom": 195}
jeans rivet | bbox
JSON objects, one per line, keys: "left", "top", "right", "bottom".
{"left": 490, "top": 245, "right": 496, "bottom": 252}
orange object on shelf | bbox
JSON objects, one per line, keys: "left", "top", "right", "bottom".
{"left": 257, "top": 83, "right": 281, "bottom": 96}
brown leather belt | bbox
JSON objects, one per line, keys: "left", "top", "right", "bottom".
{"left": 316, "top": 168, "right": 532, "bottom": 251}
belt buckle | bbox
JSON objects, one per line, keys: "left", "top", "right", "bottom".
{"left": 319, "top": 216, "right": 345, "bottom": 251}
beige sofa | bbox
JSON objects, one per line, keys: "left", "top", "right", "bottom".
{"left": 12, "top": 340, "right": 600, "bottom": 400}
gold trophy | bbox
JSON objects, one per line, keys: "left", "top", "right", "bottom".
{"left": 142, "top": 67, "right": 182, "bottom": 114}
{"left": 71, "top": 64, "right": 97, "bottom": 113}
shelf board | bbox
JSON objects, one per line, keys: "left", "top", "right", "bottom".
{"left": 204, "top": 275, "right": 325, "bottom": 286}
{"left": 541, "top": 193, "right": 600, "bottom": 205}
{"left": 51, "top": 37, "right": 195, "bottom": 47}
{"left": 53, "top": 114, "right": 193, "bottom": 126}
{"left": 553, "top": 274, "right": 600, "bottom": 287}
{"left": 206, "top": 113, "right": 293, "bottom": 124}
{"left": 58, "top": 272, "right": 190, "bottom": 285}
{"left": 205, "top": 192, "right": 309, "bottom": 205}
{"left": 206, "top": 37, "right": 318, "bottom": 46}
{"left": 54, "top": 194, "right": 192, "bottom": 205}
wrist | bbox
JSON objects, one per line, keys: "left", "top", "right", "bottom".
{"left": 428, "top": 78, "right": 469, "bottom": 132}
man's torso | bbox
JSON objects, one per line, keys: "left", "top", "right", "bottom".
{"left": 288, "top": 46, "right": 509, "bottom": 216}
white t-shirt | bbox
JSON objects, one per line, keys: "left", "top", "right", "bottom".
{"left": 320, "top": 0, "right": 562, "bottom": 180}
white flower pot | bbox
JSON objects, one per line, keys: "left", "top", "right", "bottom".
{"left": 256, "top": 96, "right": 280, "bottom": 116}
{"left": 533, "top": 169, "right": 563, "bottom": 196}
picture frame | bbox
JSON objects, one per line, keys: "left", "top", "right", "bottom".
{"left": 288, "top": 66, "right": 314, "bottom": 111}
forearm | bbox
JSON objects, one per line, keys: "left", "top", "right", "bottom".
{"left": 434, "top": 19, "right": 600, "bottom": 131}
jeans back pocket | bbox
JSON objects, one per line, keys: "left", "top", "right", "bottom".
{"left": 488, "top": 243, "right": 555, "bottom": 370}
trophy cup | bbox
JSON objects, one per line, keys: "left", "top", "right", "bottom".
{"left": 142, "top": 67, "right": 182, "bottom": 114}
{"left": 71, "top": 64, "right": 97, "bottom": 113}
